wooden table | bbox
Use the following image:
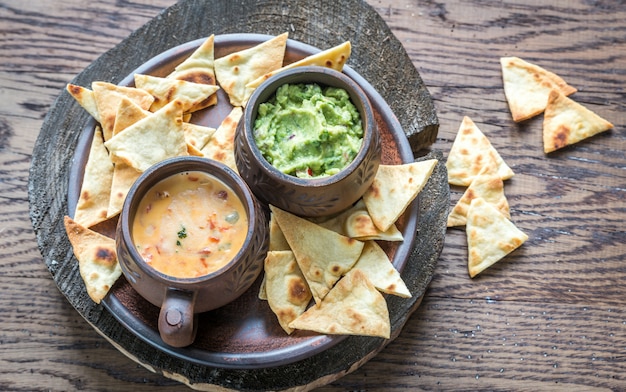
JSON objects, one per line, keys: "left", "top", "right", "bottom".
{"left": 3, "top": 0, "right": 625, "bottom": 390}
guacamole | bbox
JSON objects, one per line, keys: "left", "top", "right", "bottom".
{"left": 253, "top": 83, "right": 363, "bottom": 178}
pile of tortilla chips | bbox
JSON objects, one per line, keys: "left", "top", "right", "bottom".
{"left": 446, "top": 56, "right": 614, "bottom": 278}
{"left": 500, "top": 56, "right": 613, "bottom": 153}
{"left": 63, "top": 33, "right": 354, "bottom": 304}
{"left": 446, "top": 116, "right": 528, "bottom": 278}
{"left": 261, "top": 159, "right": 438, "bottom": 337}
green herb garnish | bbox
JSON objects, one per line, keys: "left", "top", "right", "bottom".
{"left": 176, "top": 226, "right": 187, "bottom": 247}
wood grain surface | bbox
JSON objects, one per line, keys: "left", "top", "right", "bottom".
{"left": 2, "top": 0, "right": 626, "bottom": 391}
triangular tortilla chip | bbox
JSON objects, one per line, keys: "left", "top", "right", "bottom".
{"left": 447, "top": 167, "right": 510, "bottom": 227}
{"left": 168, "top": 35, "right": 218, "bottom": 106}
{"left": 353, "top": 241, "right": 411, "bottom": 298}
{"left": 363, "top": 159, "right": 438, "bottom": 232}
{"left": 264, "top": 250, "right": 312, "bottom": 334}
{"left": 182, "top": 122, "right": 216, "bottom": 156}
{"left": 63, "top": 216, "right": 122, "bottom": 304}
{"left": 200, "top": 106, "right": 242, "bottom": 172}
{"left": 104, "top": 100, "right": 188, "bottom": 172}
{"left": 112, "top": 97, "right": 150, "bottom": 136}
{"left": 500, "top": 56, "right": 577, "bottom": 122}
{"left": 446, "top": 116, "right": 514, "bottom": 186}
{"left": 168, "top": 34, "right": 216, "bottom": 84}
{"left": 317, "top": 199, "right": 403, "bottom": 241}
{"left": 107, "top": 162, "right": 141, "bottom": 219}
{"left": 269, "top": 211, "right": 291, "bottom": 251}
{"left": 67, "top": 84, "right": 100, "bottom": 122}
{"left": 134, "top": 74, "right": 220, "bottom": 113}
{"left": 73, "top": 127, "right": 114, "bottom": 228}
{"left": 270, "top": 205, "right": 364, "bottom": 304}
{"left": 214, "top": 33, "right": 288, "bottom": 106}
{"left": 289, "top": 268, "right": 390, "bottom": 338}
{"left": 543, "top": 90, "right": 614, "bottom": 153}
{"left": 466, "top": 198, "right": 528, "bottom": 278}
{"left": 92, "top": 81, "right": 154, "bottom": 141}
{"left": 246, "top": 41, "right": 352, "bottom": 90}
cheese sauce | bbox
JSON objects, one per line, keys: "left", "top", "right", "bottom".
{"left": 132, "top": 171, "right": 248, "bottom": 278}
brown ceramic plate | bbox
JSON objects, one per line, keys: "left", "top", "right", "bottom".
{"left": 66, "top": 34, "right": 418, "bottom": 369}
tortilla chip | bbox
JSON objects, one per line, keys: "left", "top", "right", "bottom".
{"left": 317, "top": 199, "right": 403, "bottom": 241}
{"left": 363, "top": 159, "right": 438, "bottom": 232}
{"left": 246, "top": 41, "right": 352, "bottom": 90}
{"left": 67, "top": 84, "right": 100, "bottom": 122}
{"left": 270, "top": 205, "right": 364, "bottom": 304}
{"left": 112, "top": 97, "right": 149, "bottom": 136}
{"left": 182, "top": 122, "right": 216, "bottom": 156}
{"left": 73, "top": 127, "right": 114, "bottom": 228}
{"left": 500, "top": 56, "right": 577, "bottom": 122}
{"left": 134, "top": 74, "right": 220, "bottom": 113}
{"left": 169, "top": 34, "right": 216, "bottom": 84}
{"left": 64, "top": 216, "right": 121, "bottom": 304}
{"left": 446, "top": 116, "right": 514, "bottom": 186}
{"left": 92, "top": 81, "right": 155, "bottom": 141}
{"left": 264, "top": 250, "right": 312, "bottom": 334}
{"left": 289, "top": 268, "right": 390, "bottom": 338}
{"left": 447, "top": 167, "right": 510, "bottom": 227}
{"left": 269, "top": 212, "right": 291, "bottom": 251}
{"left": 353, "top": 241, "right": 411, "bottom": 298}
{"left": 214, "top": 33, "right": 288, "bottom": 107}
{"left": 168, "top": 35, "right": 218, "bottom": 106}
{"left": 200, "top": 106, "right": 242, "bottom": 172}
{"left": 258, "top": 275, "right": 268, "bottom": 301}
{"left": 466, "top": 198, "right": 528, "bottom": 278}
{"left": 543, "top": 90, "right": 614, "bottom": 153}
{"left": 104, "top": 99, "right": 188, "bottom": 172}
{"left": 259, "top": 211, "right": 293, "bottom": 301}
{"left": 107, "top": 162, "right": 141, "bottom": 219}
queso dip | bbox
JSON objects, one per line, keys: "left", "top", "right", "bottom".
{"left": 132, "top": 171, "right": 248, "bottom": 279}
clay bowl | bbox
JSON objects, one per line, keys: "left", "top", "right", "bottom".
{"left": 115, "top": 156, "right": 268, "bottom": 348}
{"left": 235, "top": 66, "right": 381, "bottom": 217}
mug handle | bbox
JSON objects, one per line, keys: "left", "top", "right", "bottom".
{"left": 158, "top": 288, "right": 197, "bottom": 347}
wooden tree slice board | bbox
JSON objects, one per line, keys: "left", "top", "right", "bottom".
{"left": 28, "top": 0, "right": 447, "bottom": 390}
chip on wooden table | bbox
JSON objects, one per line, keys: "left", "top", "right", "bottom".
{"left": 542, "top": 90, "right": 614, "bottom": 153}
{"left": 446, "top": 116, "right": 514, "bottom": 186}
{"left": 363, "top": 159, "right": 438, "bottom": 232}
{"left": 246, "top": 41, "right": 352, "bottom": 90}
{"left": 352, "top": 241, "right": 411, "bottom": 298}
{"left": 289, "top": 268, "right": 390, "bottom": 338}
{"left": 264, "top": 250, "right": 312, "bottom": 334}
{"left": 500, "top": 56, "right": 577, "bottom": 122}
{"left": 104, "top": 99, "right": 188, "bottom": 172}
{"left": 270, "top": 205, "right": 364, "bottom": 305}
{"left": 214, "top": 32, "right": 288, "bottom": 107}
{"left": 447, "top": 165, "right": 510, "bottom": 227}
{"left": 63, "top": 216, "right": 121, "bottom": 304}
{"left": 466, "top": 198, "right": 528, "bottom": 278}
